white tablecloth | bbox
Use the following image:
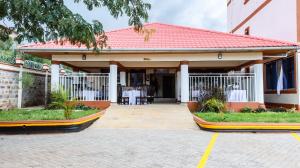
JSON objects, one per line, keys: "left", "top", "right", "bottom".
{"left": 122, "top": 90, "right": 141, "bottom": 105}
{"left": 83, "top": 90, "right": 96, "bottom": 100}
{"left": 227, "top": 90, "right": 247, "bottom": 102}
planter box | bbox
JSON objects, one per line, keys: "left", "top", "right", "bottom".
{"left": 0, "top": 110, "right": 105, "bottom": 134}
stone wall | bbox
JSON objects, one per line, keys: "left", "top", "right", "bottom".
{"left": 0, "top": 70, "right": 19, "bottom": 109}
{"left": 0, "top": 63, "right": 50, "bottom": 109}
{"left": 22, "top": 73, "right": 51, "bottom": 107}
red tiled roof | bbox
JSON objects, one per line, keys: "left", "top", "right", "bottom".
{"left": 20, "top": 23, "right": 298, "bottom": 50}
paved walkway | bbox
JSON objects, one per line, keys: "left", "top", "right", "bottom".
{"left": 91, "top": 104, "right": 199, "bottom": 130}
{"left": 1, "top": 104, "right": 300, "bottom": 167}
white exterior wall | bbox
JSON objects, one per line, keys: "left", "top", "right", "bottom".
{"left": 228, "top": 0, "right": 300, "bottom": 107}
{"left": 228, "top": 0, "right": 297, "bottom": 42}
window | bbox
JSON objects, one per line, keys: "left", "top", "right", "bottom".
{"left": 244, "top": 27, "right": 250, "bottom": 35}
{"left": 244, "top": 0, "right": 250, "bottom": 5}
{"left": 265, "top": 56, "right": 295, "bottom": 90}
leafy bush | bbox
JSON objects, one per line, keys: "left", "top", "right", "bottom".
{"left": 75, "top": 103, "right": 95, "bottom": 110}
{"left": 271, "top": 107, "right": 287, "bottom": 113}
{"left": 47, "top": 88, "right": 77, "bottom": 119}
{"left": 240, "top": 107, "right": 253, "bottom": 113}
{"left": 254, "top": 107, "right": 267, "bottom": 113}
{"left": 198, "top": 87, "right": 226, "bottom": 112}
{"left": 202, "top": 98, "right": 225, "bottom": 113}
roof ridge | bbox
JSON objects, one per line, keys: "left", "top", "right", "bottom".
{"left": 148, "top": 22, "right": 298, "bottom": 46}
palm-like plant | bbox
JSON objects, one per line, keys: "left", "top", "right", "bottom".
{"left": 49, "top": 88, "right": 77, "bottom": 120}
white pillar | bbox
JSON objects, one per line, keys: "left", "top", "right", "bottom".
{"left": 176, "top": 70, "right": 181, "bottom": 101}
{"left": 120, "top": 71, "right": 126, "bottom": 86}
{"left": 252, "top": 63, "right": 264, "bottom": 104}
{"left": 296, "top": 51, "right": 300, "bottom": 106}
{"left": 43, "top": 64, "right": 49, "bottom": 107}
{"left": 16, "top": 58, "right": 24, "bottom": 108}
{"left": 180, "top": 62, "right": 189, "bottom": 103}
{"left": 109, "top": 63, "right": 118, "bottom": 103}
{"left": 51, "top": 62, "right": 60, "bottom": 91}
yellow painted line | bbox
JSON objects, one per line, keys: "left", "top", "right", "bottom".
{"left": 197, "top": 133, "right": 219, "bottom": 168}
{"left": 291, "top": 133, "right": 300, "bottom": 141}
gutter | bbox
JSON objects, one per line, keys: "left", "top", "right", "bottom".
{"left": 17, "top": 46, "right": 300, "bottom": 53}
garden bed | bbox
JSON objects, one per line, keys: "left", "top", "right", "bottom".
{"left": 0, "top": 109, "right": 103, "bottom": 134}
{"left": 193, "top": 112, "right": 300, "bottom": 132}
{"left": 195, "top": 112, "right": 300, "bottom": 123}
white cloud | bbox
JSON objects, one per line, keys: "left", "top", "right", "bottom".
{"left": 65, "top": 0, "right": 227, "bottom": 32}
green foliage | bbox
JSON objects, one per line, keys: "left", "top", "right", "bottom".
{"left": 195, "top": 112, "right": 300, "bottom": 123}
{"left": 202, "top": 98, "right": 225, "bottom": 113}
{"left": 48, "top": 88, "right": 77, "bottom": 120}
{"left": 240, "top": 107, "right": 253, "bottom": 113}
{"left": 198, "top": 87, "right": 226, "bottom": 112}
{"left": 0, "top": 109, "right": 98, "bottom": 121}
{"left": 254, "top": 107, "right": 267, "bottom": 113}
{"left": 0, "top": 0, "right": 151, "bottom": 50}
{"left": 75, "top": 103, "right": 95, "bottom": 110}
{"left": 22, "top": 72, "right": 34, "bottom": 89}
{"left": 270, "top": 107, "right": 287, "bottom": 113}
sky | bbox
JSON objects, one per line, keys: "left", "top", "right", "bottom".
{"left": 65, "top": 0, "right": 227, "bottom": 32}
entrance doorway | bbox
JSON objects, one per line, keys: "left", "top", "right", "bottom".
{"left": 150, "top": 72, "right": 176, "bottom": 103}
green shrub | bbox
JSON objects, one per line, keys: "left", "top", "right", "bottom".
{"left": 271, "top": 107, "right": 287, "bottom": 113}
{"left": 254, "top": 107, "right": 267, "bottom": 113}
{"left": 75, "top": 103, "right": 94, "bottom": 110}
{"left": 47, "top": 88, "right": 77, "bottom": 119}
{"left": 240, "top": 107, "right": 253, "bottom": 113}
{"left": 202, "top": 98, "right": 225, "bottom": 113}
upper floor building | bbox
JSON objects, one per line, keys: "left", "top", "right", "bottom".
{"left": 227, "top": 0, "right": 300, "bottom": 42}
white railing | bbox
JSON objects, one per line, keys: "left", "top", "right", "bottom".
{"left": 59, "top": 73, "right": 109, "bottom": 101}
{"left": 189, "top": 73, "right": 256, "bottom": 102}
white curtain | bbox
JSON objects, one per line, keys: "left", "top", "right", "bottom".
{"left": 276, "top": 60, "right": 283, "bottom": 95}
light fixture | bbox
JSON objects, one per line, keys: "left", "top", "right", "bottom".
{"left": 218, "top": 53, "right": 223, "bottom": 59}
{"left": 82, "top": 54, "right": 86, "bottom": 60}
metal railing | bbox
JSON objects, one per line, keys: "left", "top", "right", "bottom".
{"left": 59, "top": 73, "right": 109, "bottom": 101}
{"left": 189, "top": 73, "right": 256, "bottom": 102}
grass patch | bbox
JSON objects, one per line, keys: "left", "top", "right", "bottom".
{"left": 195, "top": 112, "right": 300, "bottom": 123}
{"left": 0, "top": 109, "right": 99, "bottom": 121}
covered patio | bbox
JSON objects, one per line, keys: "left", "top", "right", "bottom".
{"left": 18, "top": 23, "right": 298, "bottom": 110}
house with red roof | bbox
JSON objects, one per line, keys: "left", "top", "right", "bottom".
{"left": 18, "top": 23, "right": 299, "bottom": 111}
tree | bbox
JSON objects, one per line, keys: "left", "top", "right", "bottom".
{"left": 0, "top": 0, "right": 151, "bottom": 50}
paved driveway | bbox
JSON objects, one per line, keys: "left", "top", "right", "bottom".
{"left": 1, "top": 105, "right": 300, "bottom": 168}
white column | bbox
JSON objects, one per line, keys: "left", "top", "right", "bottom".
{"left": 51, "top": 62, "right": 60, "bottom": 91}
{"left": 252, "top": 63, "right": 264, "bottom": 103}
{"left": 296, "top": 51, "right": 300, "bottom": 106}
{"left": 43, "top": 64, "right": 50, "bottom": 107}
{"left": 180, "top": 62, "right": 189, "bottom": 103}
{"left": 176, "top": 70, "right": 181, "bottom": 101}
{"left": 16, "top": 58, "right": 24, "bottom": 108}
{"left": 120, "top": 71, "right": 126, "bottom": 86}
{"left": 109, "top": 63, "right": 118, "bottom": 103}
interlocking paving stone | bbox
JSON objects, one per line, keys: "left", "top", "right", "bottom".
{"left": 1, "top": 104, "right": 300, "bottom": 168}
